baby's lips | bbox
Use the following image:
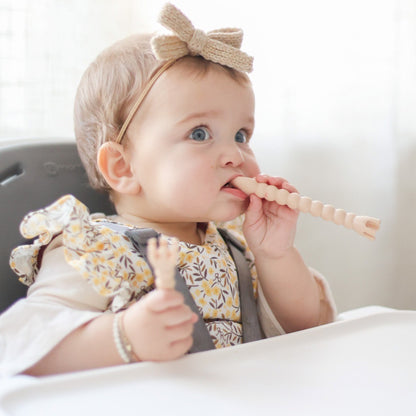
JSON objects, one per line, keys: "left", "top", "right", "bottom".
{"left": 223, "top": 177, "right": 250, "bottom": 199}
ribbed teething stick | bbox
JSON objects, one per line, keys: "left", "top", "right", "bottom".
{"left": 231, "top": 177, "right": 380, "bottom": 240}
{"left": 147, "top": 237, "right": 179, "bottom": 289}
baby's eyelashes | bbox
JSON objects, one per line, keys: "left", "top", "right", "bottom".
{"left": 235, "top": 129, "right": 248, "bottom": 143}
{"left": 189, "top": 126, "right": 211, "bottom": 142}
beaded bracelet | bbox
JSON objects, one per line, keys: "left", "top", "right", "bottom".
{"left": 112, "top": 312, "right": 140, "bottom": 364}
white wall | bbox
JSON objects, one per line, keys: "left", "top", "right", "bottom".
{"left": 0, "top": 0, "right": 415, "bottom": 312}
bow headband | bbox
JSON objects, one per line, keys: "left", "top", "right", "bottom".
{"left": 115, "top": 3, "right": 253, "bottom": 144}
{"left": 152, "top": 3, "right": 253, "bottom": 73}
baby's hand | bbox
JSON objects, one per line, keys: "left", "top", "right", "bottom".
{"left": 123, "top": 289, "right": 198, "bottom": 361}
{"left": 122, "top": 236, "right": 197, "bottom": 361}
{"left": 243, "top": 174, "right": 299, "bottom": 259}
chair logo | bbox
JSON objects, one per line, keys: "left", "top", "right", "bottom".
{"left": 43, "top": 161, "right": 83, "bottom": 177}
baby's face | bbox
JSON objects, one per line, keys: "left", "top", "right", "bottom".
{"left": 126, "top": 63, "right": 260, "bottom": 224}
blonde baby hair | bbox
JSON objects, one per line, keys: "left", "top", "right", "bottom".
{"left": 74, "top": 33, "right": 159, "bottom": 191}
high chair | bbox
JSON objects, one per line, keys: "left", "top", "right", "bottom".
{"left": 0, "top": 140, "right": 115, "bottom": 312}
{"left": 1, "top": 144, "right": 415, "bottom": 416}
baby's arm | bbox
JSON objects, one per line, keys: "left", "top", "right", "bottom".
{"left": 123, "top": 236, "right": 198, "bottom": 361}
{"left": 239, "top": 175, "right": 321, "bottom": 333}
{"left": 25, "top": 288, "right": 196, "bottom": 375}
{"left": 24, "top": 238, "right": 197, "bottom": 376}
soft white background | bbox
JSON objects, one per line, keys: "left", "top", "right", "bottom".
{"left": 0, "top": 0, "right": 415, "bottom": 312}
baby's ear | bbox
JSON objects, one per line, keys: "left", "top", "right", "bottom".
{"left": 97, "top": 142, "right": 140, "bottom": 194}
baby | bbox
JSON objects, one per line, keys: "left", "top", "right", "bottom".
{"left": 0, "top": 3, "right": 336, "bottom": 376}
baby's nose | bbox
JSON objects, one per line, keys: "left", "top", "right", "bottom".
{"left": 220, "top": 143, "right": 244, "bottom": 167}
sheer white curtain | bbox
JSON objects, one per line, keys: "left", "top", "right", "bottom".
{"left": 0, "top": 0, "right": 415, "bottom": 312}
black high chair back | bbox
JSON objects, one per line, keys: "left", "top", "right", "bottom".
{"left": 0, "top": 140, "right": 115, "bottom": 312}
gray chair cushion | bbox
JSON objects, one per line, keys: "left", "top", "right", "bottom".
{"left": 0, "top": 141, "right": 115, "bottom": 312}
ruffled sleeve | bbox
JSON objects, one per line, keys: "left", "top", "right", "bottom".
{"left": 10, "top": 195, "right": 154, "bottom": 312}
{"left": 2, "top": 195, "right": 156, "bottom": 376}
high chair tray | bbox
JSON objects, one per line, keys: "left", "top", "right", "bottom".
{"left": 1, "top": 310, "right": 415, "bottom": 416}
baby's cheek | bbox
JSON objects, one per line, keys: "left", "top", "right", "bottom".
{"left": 162, "top": 180, "right": 199, "bottom": 207}
{"left": 245, "top": 157, "right": 261, "bottom": 178}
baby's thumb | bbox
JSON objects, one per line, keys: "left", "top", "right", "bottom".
{"left": 145, "top": 288, "right": 185, "bottom": 312}
{"left": 244, "top": 194, "right": 263, "bottom": 226}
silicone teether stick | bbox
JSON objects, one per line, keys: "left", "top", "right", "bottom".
{"left": 147, "top": 237, "right": 179, "bottom": 289}
{"left": 232, "top": 177, "right": 380, "bottom": 240}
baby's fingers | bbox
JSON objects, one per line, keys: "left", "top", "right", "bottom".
{"left": 163, "top": 336, "right": 194, "bottom": 361}
{"left": 255, "top": 174, "right": 298, "bottom": 194}
{"left": 144, "top": 288, "right": 185, "bottom": 312}
{"left": 153, "top": 311, "right": 196, "bottom": 361}
{"left": 167, "top": 317, "right": 196, "bottom": 340}
{"left": 162, "top": 304, "right": 198, "bottom": 328}
{"left": 255, "top": 174, "right": 285, "bottom": 187}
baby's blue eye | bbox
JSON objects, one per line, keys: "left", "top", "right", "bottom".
{"left": 189, "top": 127, "right": 211, "bottom": 142}
{"left": 235, "top": 130, "right": 247, "bottom": 143}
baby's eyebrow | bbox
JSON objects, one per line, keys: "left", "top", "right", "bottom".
{"left": 244, "top": 115, "right": 255, "bottom": 127}
{"left": 177, "top": 110, "right": 220, "bottom": 125}
{"left": 177, "top": 111, "right": 255, "bottom": 127}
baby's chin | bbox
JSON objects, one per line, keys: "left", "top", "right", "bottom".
{"left": 212, "top": 202, "right": 249, "bottom": 223}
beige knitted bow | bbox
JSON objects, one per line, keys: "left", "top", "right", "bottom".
{"left": 151, "top": 3, "right": 253, "bottom": 73}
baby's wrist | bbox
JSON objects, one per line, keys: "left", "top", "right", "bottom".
{"left": 253, "top": 244, "right": 296, "bottom": 262}
{"left": 112, "top": 311, "right": 140, "bottom": 364}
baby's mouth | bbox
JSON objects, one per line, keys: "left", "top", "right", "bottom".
{"left": 222, "top": 181, "right": 237, "bottom": 189}
{"left": 221, "top": 180, "right": 248, "bottom": 199}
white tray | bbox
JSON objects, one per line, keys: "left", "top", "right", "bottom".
{"left": 1, "top": 311, "right": 416, "bottom": 416}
